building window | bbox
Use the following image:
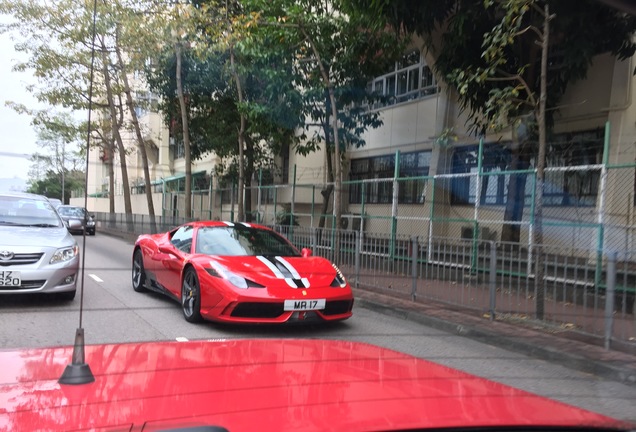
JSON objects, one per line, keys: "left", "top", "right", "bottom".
{"left": 451, "top": 144, "right": 514, "bottom": 205}
{"left": 367, "top": 50, "right": 437, "bottom": 109}
{"left": 134, "top": 91, "right": 158, "bottom": 119}
{"left": 281, "top": 144, "right": 290, "bottom": 184}
{"left": 349, "top": 151, "right": 431, "bottom": 204}
{"left": 170, "top": 136, "right": 185, "bottom": 159}
{"left": 450, "top": 129, "right": 604, "bottom": 207}
{"left": 260, "top": 169, "right": 276, "bottom": 204}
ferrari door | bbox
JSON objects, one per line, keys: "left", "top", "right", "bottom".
{"left": 156, "top": 225, "right": 194, "bottom": 297}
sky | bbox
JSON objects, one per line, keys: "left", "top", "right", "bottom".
{"left": 0, "top": 14, "right": 40, "bottom": 185}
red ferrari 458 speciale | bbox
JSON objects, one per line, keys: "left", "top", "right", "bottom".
{"left": 132, "top": 221, "right": 354, "bottom": 324}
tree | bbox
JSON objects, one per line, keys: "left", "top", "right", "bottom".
{"left": 146, "top": 0, "right": 306, "bottom": 222}
{"left": 348, "top": 0, "right": 636, "bottom": 243}
{"left": 1, "top": 0, "right": 171, "bottom": 225}
{"left": 241, "top": 0, "right": 404, "bottom": 231}
{"left": 24, "top": 111, "right": 85, "bottom": 203}
{"left": 5, "top": 108, "right": 85, "bottom": 203}
{"left": 27, "top": 168, "right": 85, "bottom": 203}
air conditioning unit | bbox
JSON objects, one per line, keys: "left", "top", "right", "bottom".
{"left": 340, "top": 213, "right": 365, "bottom": 232}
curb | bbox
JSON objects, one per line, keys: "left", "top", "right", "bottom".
{"left": 354, "top": 294, "right": 636, "bottom": 387}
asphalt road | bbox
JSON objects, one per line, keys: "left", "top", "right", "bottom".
{"left": 0, "top": 233, "right": 635, "bottom": 423}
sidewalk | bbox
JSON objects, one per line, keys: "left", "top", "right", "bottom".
{"left": 353, "top": 287, "right": 636, "bottom": 387}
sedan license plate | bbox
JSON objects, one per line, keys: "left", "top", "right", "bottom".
{"left": 0, "top": 271, "right": 21, "bottom": 287}
{"left": 284, "top": 299, "right": 326, "bottom": 311}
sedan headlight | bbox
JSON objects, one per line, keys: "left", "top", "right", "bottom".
{"left": 330, "top": 263, "right": 347, "bottom": 288}
{"left": 50, "top": 245, "right": 79, "bottom": 264}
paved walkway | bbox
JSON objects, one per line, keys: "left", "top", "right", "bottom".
{"left": 353, "top": 286, "right": 636, "bottom": 387}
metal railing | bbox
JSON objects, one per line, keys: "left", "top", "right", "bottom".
{"left": 93, "top": 212, "right": 635, "bottom": 350}
{"left": 278, "top": 226, "right": 635, "bottom": 349}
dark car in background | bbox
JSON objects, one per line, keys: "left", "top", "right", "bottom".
{"left": 56, "top": 205, "right": 96, "bottom": 235}
{"left": 0, "top": 192, "right": 79, "bottom": 301}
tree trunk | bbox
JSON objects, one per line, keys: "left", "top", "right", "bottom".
{"left": 500, "top": 146, "right": 529, "bottom": 244}
{"left": 318, "top": 106, "right": 334, "bottom": 231}
{"left": 100, "top": 36, "right": 132, "bottom": 230}
{"left": 302, "top": 27, "right": 341, "bottom": 261}
{"left": 534, "top": 4, "right": 552, "bottom": 320}
{"left": 108, "top": 140, "right": 115, "bottom": 227}
{"left": 244, "top": 137, "right": 255, "bottom": 222}
{"left": 230, "top": 45, "right": 246, "bottom": 222}
{"left": 175, "top": 41, "right": 192, "bottom": 220}
{"left": 115, "top": 27, "right": 157, "bottom": 233}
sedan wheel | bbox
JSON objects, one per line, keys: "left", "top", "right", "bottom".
{"left": 182, "top": 268, "right": 203, "bottom": 323}
{"left": 132, "top": 249, "right": 147, "bottom": 292}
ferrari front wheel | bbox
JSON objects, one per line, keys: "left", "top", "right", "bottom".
{"left": 132, "top": 249, "right": 147, "bottom": 293}
{"left": 182, "top": 268, "right": 203, "bottom": 323}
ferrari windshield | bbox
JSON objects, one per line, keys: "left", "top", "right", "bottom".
{"left": 196, "top": 227, "right": 300, "bottom": 256}
{"left": 196, "top": 226, "right": 301, "bottom": 257}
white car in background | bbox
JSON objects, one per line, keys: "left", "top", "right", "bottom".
{"left": 0, "top": 192, "right": 80, "bottom": 301}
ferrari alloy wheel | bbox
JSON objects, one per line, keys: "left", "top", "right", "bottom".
{"left": 182, "top": 268, "right": 203, "bottom": 323}
{"left": 132, "top": 249, "right": 147, "bottom": 292}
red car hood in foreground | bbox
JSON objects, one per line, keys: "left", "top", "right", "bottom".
{"left": 0, "top": 339, "right": 629, "bottom": 432}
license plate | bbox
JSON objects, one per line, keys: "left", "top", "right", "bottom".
{"left": 284, "top": 299, "right": 326, "bottom": 311}
{"left": 0, "top": 271, "right": 21, "bottom": 287}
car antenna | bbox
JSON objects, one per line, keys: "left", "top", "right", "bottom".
{"left": 58, "top": 0, "right": 98, "bottom": 386}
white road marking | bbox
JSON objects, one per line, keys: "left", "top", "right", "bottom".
{"left": 89, "top": 274, "right": 103, "bottom": 283}
{"left": 176, "top": 337, "right": 189, "bottom": 342}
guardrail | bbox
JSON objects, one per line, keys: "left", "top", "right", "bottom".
{"left": 94, "top": 212, "right": 635, "bottom": 350}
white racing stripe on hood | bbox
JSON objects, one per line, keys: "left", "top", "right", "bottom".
{"left": 257, "top": 255, "right": 303, "bottom": 288}
{"left": 276, "top": 256, "right": 310, "bottom": 288}
{"left": 275, "top": 257, "right": 300, "bottom": 278}
{"left": 257, "top": 256, "right": 285, "bottom": 278}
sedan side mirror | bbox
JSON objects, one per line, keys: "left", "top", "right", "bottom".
{"left": 301, "top": 248, "right": 312, "bottom": 258}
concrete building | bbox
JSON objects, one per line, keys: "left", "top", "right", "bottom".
{"left": 77, "top": 39, "right": 636, "bottom": 254}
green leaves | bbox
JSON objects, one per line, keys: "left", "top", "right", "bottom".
{"left": 364, "top": 0, "right": 636, "bottom": 136}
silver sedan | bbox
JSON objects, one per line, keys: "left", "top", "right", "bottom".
{"left": 0, "top": 192, "right": 80, "bottom": 301}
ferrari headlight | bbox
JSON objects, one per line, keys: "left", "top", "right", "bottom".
{"left": 227, "top": 273, "right": 248, "bottom": 289}
{"left": 206, "top": 261, "right": 249, "bottom": 289}
{"left": 330, "top": 263, "right": 347, "bottom": 288}
{"left": 50, "top": 245, "right": 79, "bottom": 264}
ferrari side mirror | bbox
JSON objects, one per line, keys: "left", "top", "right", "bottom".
{"left": 301, "top": 248, "right": 312, "bottom": 258}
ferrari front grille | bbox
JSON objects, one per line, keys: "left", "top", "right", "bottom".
{"left": 323, "top": 300, "right": 354, "bottom": 315}
{"left": 231, "top": 302, "right": 284, "bottom": 318}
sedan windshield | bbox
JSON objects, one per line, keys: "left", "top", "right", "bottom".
{"left": 57, "top": 206, "right": 87, "bottom": 218}
{"left": 196, "top": 226, "right": 300, "bottom": 257}
{"left": 0, "top": 197, "right": 62, "bottom": 228}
